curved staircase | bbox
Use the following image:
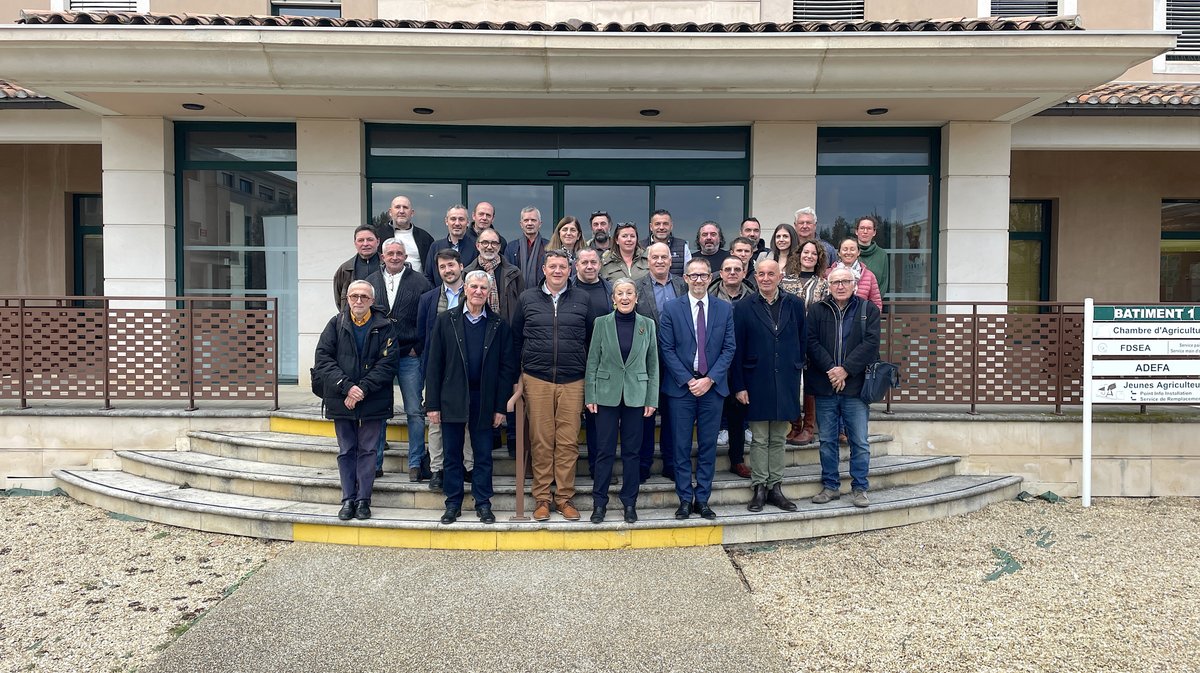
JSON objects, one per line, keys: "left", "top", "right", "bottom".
{"left": 55, "top": 411, "right": 1021, "bottom": 550}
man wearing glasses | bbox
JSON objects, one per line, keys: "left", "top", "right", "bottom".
{"left": 806, "top": 267, "right": 880, "bottom": 509}
{"left": 658, "top": 258, "right": 736, "bottom": 520}
{"left": 587, "top": 211, "right": 613, "bottom": 254}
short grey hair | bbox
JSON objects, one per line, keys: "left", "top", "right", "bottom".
{"left": 347, "top": 279, "right": 374, "bottom": 298}
{"left": 380, "top": 238, "right": 405, "bottom": 253}
{"left": 611, "top": 277, "right": 637, "bottom": 295}
{"left": 463, "top": 269, "right": 493, "bottom": 288}
{"left": 520, "top": 206, "right": 541, "bottom": 219}
{"left": 794, "top": 207, "right": 817, "bottom": 221}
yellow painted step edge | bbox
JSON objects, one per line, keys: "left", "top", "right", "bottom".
{"left": 293, "top": 522, "right": 723, "bottom": 550}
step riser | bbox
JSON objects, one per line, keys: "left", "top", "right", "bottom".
{"left": 121, "top": 456, "right": 955, "bottom": 510}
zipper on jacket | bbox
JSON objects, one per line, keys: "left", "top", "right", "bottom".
{"left": 551, "top": 294, "right": 559, "bottom": 383}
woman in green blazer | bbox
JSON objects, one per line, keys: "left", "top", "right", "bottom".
{"left": 585, "top": 278, "right": 660, "bottom": 524}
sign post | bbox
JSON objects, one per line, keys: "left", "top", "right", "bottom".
{"left": 1084, "top": 301, "right": 1200, "bottom": 507}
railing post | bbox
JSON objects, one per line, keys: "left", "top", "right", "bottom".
{"left": 884, "top": 304, "right": 895, "bottom": 414}
{"left": 970, "top": 302, "right": 979, "bottom": 414}
{"left": 102, "top": 296, "right": 112, "bottom": 410}
{"left": 509, "top": 395, "right": 531, "bottom": 521}
{"left": 17, "top": 298, "right": 28, "bottom": 410}
{"left": 185, "top": 298, "right": 197, "bottom": 412}
{"left": 1053, "top": 303, "right": 1065, "bottom": 415}
{"left": 271, "top": 297, "right": 279, "bottom": 411}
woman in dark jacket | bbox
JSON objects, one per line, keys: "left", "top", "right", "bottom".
{"left": 314, "top": 280, "right": 399, "bottom": 521}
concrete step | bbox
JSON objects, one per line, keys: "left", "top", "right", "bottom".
{"left": 186, "top": 430, "right": 895, "bottom": 476}
{"left": 118, "top": 449, "right": 957, "bottom": 510}
{"left": 54, "top": 468, "right": 1022, "bottom": 549}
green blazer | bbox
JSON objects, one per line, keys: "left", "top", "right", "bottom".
{"left": 585, "top": 311, "right": 660, "bottom": 408}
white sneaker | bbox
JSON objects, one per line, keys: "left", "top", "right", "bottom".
{"left": 716, "top": 430, "right": 729, "bottom": 446}
{"left": 744, "top": 429, "right": 753, "bottom": 443}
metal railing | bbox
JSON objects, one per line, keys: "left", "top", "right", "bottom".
{"left": 0, "top": 296, "right": 278, "bottom": 410}
{"left": 880, "top": 301, "right": 1084, "bottom": 413}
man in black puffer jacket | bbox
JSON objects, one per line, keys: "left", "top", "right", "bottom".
{"left": 314, "top": 280, "right": 399, "bottom": 522}
{"left": 511, "top": 250, "right": 595, "bottom": 522}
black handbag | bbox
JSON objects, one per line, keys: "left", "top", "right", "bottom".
{"left": 856, "top": 300, "right": 901, "bottom": 405}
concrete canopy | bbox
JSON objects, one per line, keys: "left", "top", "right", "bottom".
{"left": 0, "top": 23, "right": 1176, "bottom": 123}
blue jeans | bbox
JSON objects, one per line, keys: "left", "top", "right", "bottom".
{"left": 381, "top": 355, "right": 425, "bottom": 470}
{"left": 814, "top": 394, "right": 871, "bottom": 492}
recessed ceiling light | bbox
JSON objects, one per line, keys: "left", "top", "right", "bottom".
{"left": 866, "top": 107, "right": 889, "bottom": 116}
{"left": 413, "top": 107, "right": 435, "bottom": 115}
{"left": 639, "top": 109, "right": 660, "bottom": 117}
{"left": 182, "top": 103, "right": 205, "bottom": 111}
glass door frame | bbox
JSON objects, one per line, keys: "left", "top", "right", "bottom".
{"left": 1009, "top": 199, "right": 1053, "bottom": 304}
{"left": 71, "top": 193, "right": 104, "bottom": 297}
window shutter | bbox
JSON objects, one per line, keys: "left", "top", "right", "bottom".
{"left": 68, "top": 1, "right": 139, "bottom": 10}
{"left": 1167, "top": 0, "right": 1200, "bottom": 61}
{"left": 792, "top": 1, "right": 865, "bottom": 22}
{"left": 989, "top": 1, "right": 1059, "bottom": 17}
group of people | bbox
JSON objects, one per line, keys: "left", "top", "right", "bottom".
{"left": 313, "top": 196, "right": 882, "bottom": 525}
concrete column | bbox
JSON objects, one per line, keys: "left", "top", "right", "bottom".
{"left": 101, "top": 117, "right": 175, "bottom": 297}
{"left": 296, "top": 119, "right": 365, "bottom": 376}
{"left": 749, "top": 122, "right": 817, "bottom": 228}
{"left": 938, "top": 122, "right": 1011, "bottom": 307}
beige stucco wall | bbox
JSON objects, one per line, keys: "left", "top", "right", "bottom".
{"left": 866, "top": 0, "right": 974, "bottom": 21}
{"left": 378, "top": 0, "right": 760, "bottom": 23}
{"left": 0, "top": 144, "right": 100, "bottom": 296}
{"left": 875, "top": 417, "right": 1199, "bottom": 497}
{"left": 1010, "top": 150, "right": 1200, "bottom": 303}
{"left": 0, "top": 0, "right": 47, "bottom": 23}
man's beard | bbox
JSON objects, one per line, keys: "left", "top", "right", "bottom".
{"left": 593, "top": 231, "right": 609, "bottom": 244}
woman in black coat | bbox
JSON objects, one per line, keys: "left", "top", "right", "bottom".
{"left": 314, "top": 280, "right": 399, "bottom": 522}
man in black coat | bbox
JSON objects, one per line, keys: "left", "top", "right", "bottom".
{"left": 807, "top": 266, "right": 881, "bottom": 509}
{"left": 424, "top": 204, "right": 478, "bottom": 286}
{"left": 732, "top": 259, "right": 806, "bottom": 513}
{"left": 375, "top": 195, "right": 434, "bottom": 276}
{"left": 365, "top": 239, "right": 432, "bottom": 478}
{"left": 425, "top": 270, "right": 518, "bottom": 525}
{"left": 313, "top": 280, "right": 399, "bottom": 521}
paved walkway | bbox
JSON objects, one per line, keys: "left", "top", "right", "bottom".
{"left": 147, "top": 543, "right": 789, "bottom": 673}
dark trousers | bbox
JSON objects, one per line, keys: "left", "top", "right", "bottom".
{"left": 593, "top": 403, "right": 645, "bottom": 508}
{"left": 668, "top": 389, "right": 723, "bottom": 505}
{"left": 640, "top": 391, "right": 674, "bottom": 481}
{"left": 334, "top": 418, "right": 384, "bottom": 504}
{"left": 724, "top": 395, "right": 748, "bottom": 466}
{"left": 585, "top": 407, "right": 599, "bottom": 478}
{"left": 441, "top": 392, "right": 495, "bottom": 511}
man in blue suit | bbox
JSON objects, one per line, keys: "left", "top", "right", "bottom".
{"left": 658, "top": 257, "right": 736, "bottom": 520}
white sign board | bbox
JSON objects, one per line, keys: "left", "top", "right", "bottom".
{"left": 1093, "top": 340, "right": 1200, "bottom": 356}
{"left": 1091, "top": 378, "right": 1200, "bottom": 404}
{"left": 1090, "top": 360, "right": 1200, "bottom": 377}
{"left": 1091, "top": 323, "right": 1200, "bottom": 338}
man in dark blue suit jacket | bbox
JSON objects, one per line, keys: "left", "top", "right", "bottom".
{"left": 658, "top": 258, "right": 736, "bottom": 520}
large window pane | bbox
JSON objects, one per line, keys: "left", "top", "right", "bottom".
{"left": 184, "top": 129, "right": 297, "bottom": 163}
{"left": 369, "top": 127, "right": 747, "bottom": 160}
{"left": 467, "top": 184, "right": 555, "bottom": 243}
{"left": 818, "top": 135, "right": 931, "bottom": 168}
{"left": 181, "top": 169, "right": 298, "bottom": 379}
{"left": 816, "top": 174, "right": 931, "bottom": 300}
{"left": 1009, "top": 240, "right": 1043, "bottom": 303}
{"left": 369, "top": 182, "right": 464, "bottom": 235}
{"left": 563, "top": 185, "right": 651, "bottom": 230}
{"left": 654, "top": 185, "right": 745, "bottom": 250}
{"left": 1161, "top": 199, "right": 1200, "bottom": 302}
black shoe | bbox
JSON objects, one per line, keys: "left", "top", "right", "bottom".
{"left": 440, "top": 507, "right": 460, "bottom": 525}
{"left": 354, "top": 500, "right": 371, "bottom": 520}
{"left": 375, "top": 468, "right": 384, "bottom": 478}
{"left": 748, "top": 485, "right": 767, "bottom": 512}
{"left": 476, "top": 504, "right": 495, "bottom": 524}
{"left": 429, "top": 470, "right": 444, "bottom": 493}
{"left": 623, "top": 505, "right": 638, "bottom": 523}
{"left": 463, "top": 469, "right": 473, "bottom": 483}
{"left": 766, "top": 483, "right": 798, "bottom": 512}
{"left": 695, "top": 502, "right": 716, "bottom": 520}
{"left": 639, "top": 469, "right": 651, "bottom": 484}
{"left": 674, "top": 501, "right": 692, "bottom": 520}
{"left": 408, "top": 467, "right": 420, "bottom": 482}
{"left": 337, "top": 501, "right": 354, "bottom": 521}
{"left": 590, "top": 506, "right": 606, "bottom": 524}
{"left": 662, "top": 470, "right": 675, "bottom": 482}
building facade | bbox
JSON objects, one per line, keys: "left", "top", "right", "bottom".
{"left": 0, "top": 0, "right": 1197, "bottom": 381}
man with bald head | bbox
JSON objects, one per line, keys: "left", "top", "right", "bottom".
{"left": 469, "top": 201, "right": 507, "bottom": 249}
{"left": 377, "top": 195, "right": 434, "bottom": 275}
{"left": 732, "top": 258, "right": 807, "bottom": 513}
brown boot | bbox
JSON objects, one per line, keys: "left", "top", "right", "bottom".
{"left": 797, "top": 395, "right": 816, "bottom": 444}
{"left": 785, "top": 418, "right": 805, "bottom": 446}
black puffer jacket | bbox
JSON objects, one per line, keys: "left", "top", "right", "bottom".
{"left": 314, "top": 308, "right": 399, "bottom": 421}
{"left": 511, "top": 286, "right": 594, "bottom": 384}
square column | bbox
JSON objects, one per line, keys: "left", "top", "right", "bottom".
{"left": 749, "top": 122, "right": 817, "bottom": 227}
{"left": 296, "top": 119, "right": 365, "bottom": 376}
{"left": 938, "top": 122, "right": 1012, "bottom": 306}
{"left": 101, "top": 117, "right": 175, "bottom": 297}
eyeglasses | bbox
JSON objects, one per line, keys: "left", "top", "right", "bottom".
{"left": 347, "top": 293, "right": 373, "bottom": 301}
{"left": 829, "top": 280, "right": 855, "bottom": 287}
{"left": 478, "top": 240, "right": 501, "bottom": 247}
{"left": 684, "top": 273, "right": 711, "bottom": 281}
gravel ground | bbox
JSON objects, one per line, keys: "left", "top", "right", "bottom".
{"left": 730, "top": 497, "right": 1200, "bottom": 673}
{"left": 0, "top": 495, "right": 284, "bottom": 673}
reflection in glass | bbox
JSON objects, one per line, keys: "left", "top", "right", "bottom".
{"left": 181, "top": 169, "right": 298, "bottom": 379}
{"left": 818, "top": 135, "right": 931, "bottom": 168}
{"left": 817, "top": 174, "right": 931, "bottom": 300}
{"left": 81, "top": 235, "right": 104, "bottom": 297}
{"left": 1009, "top": 240, "right": 1043, "bottom": 305}
{"left": 653, "top": 185, "right": 745, "bottom": 251}
{"left": 563, "top": 185, "right": 651, "bottom": 232}
{"left": 185, "top": 130, "right": 297, "bottom": 163}
{"left": 467, "top": 184, "right": 554, "bottom": 243}
{"left": 369, "top": 127, "right": 748, "bottom": 160}
{"left": 1159, "top": 200, "right": 1200, "bottom": 302}
{"left": 369, "top": 183, "right": 464, "bottom": 234}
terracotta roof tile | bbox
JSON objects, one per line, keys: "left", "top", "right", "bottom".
{"left": 1063, "top": 83, "right": 1200, "bottom": 107}
{"left": 0, "top": 79, "right": 46, "bottom": 100}
{"left": 16, "top": 10, "right": 1084, "bottom": 33}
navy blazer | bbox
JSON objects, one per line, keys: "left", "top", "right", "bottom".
{"left": 657, "top": 293, "right": 736, "bottom": 399}
{"left": 416, "top": 284, "right": 461, "bottom": 375}
{"left": 731, "top": 291, "right": 807, "bottom": 422}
